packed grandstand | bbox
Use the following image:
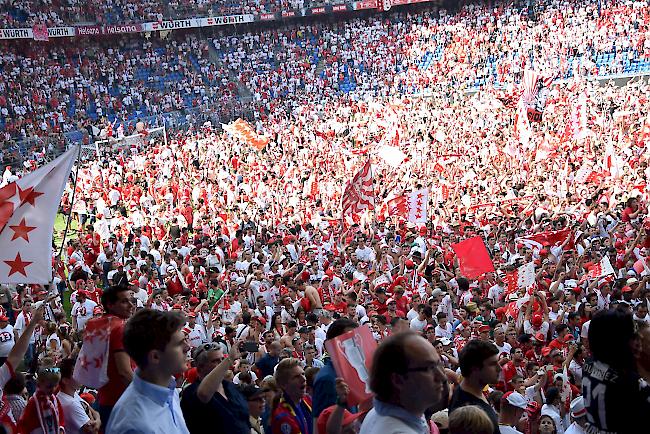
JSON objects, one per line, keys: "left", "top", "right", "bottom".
{"left": 0, "top": 1, "right": 650, "bottom": 434}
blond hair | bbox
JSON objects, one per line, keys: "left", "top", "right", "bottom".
{"left": 448, "top": 405, "right": 494, "bottom": 434}
{"left": 274, "top": 357, "right": 301, "bottom": 387}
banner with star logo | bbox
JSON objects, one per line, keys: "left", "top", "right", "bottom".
{"left": 0, "top": 146, "right": 78, "bottom": 284}
{"left": 407, "top": 188, "right": 428, "bottom": 224}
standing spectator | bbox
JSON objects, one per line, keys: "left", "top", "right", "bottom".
{"left": 449, "top": 340, "right": 500, "bottom": 434}
{"left": 271, "top": 358, "right": 313, "bottom": 434}
{"left": 360, "top": 331, "right": 447, "bottom": 434}
{"left": 13, "top": 299, "right": 35, "bottom": 369}
{"left": 97, "top": 286, "right": 136, "bottom": 427}
{"left": 71, "top": 291, "right": 97, "bottom": 332}
{"left": 0, "top": 314, "right": 15, "bottom": 366}
{"left": 180, "top": 342, "right": 251, "bottom": 434}
{"left": 105, "top": 309, "right": 190, "bottom": 433}
{"left": 582, "top": 309, "right": 650, "bottom": 434}
{"left": 497, "top": 391, "right": 527, "bottom": 434}
{"left": 57, "top": 358, "right": 102, "bottom": 434}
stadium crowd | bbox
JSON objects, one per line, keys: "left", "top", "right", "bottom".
{"left": 3, "top": 0, "right": 650, "bottom": 147}
{"left": 0, "top": 1, "right": 650, "bottom": 434}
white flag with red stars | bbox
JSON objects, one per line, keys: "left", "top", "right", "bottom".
{"left": 407, "top": 188, "right": 428, "bottom": 224}
{"left": 0, "top": 146, "right": 78, "bottom": 284}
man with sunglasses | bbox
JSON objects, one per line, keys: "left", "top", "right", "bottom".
{"left": 181, "top": 340, "right": 250, "bottom": 434}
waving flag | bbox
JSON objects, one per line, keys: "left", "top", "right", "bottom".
{"left": 407, "top": 188, "right": 428, "bottom": 223}
{"left": 0, "top": 146, "right": 78, "bottom": 284}
{"left": 516, "top": 228, "right": 573, "bottom": 252}
{"left": 451, "top": 237, "right": 495, "bottom": 279}
{"left": 341, "top": 160, "right": 375, "bottom": 220}
{"left": 579, "top": 257, "right": 615, "bottom": 284}
{"left": 222, "top": 118, "right": 269, "bottom": 150}
{"left": 504, "top": 262, "right": 536, "bottom": 295}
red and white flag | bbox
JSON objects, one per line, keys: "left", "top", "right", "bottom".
{"left": 341, "top": 160, "right": 375, "bottom": 219}
{"left": 516, "top": 228, "right": 573, "bottom": 252}
{"left": 504, "top": 262, "right": 536, "bottom": 295}
{"left": 73, "top": 316, "right": 114, "bottom": 388}
{"left": 407, "top": 188, "right": 428, "bottom": 223}
{"left": 0, "top": 146, "right": 78, "bottom": 284}
{"left": 579, "top": 257, "right": 615, "bottom": 284}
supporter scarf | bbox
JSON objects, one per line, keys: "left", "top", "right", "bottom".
{"left": 24, "top": 392, "right": 61, "bottom": 434}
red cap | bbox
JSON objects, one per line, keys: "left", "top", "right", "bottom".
{"left": 93, "top": 307, "right": 103, "bottom": 315}
{"left": 534, "top": 332, "right": 546, "bottom": 342}
{"left": 419, "top": 226, "right": 428, "bottom": 235}
{"left": 621, "top": 286, "right": 633, "bottom": 293}
{"left": 187, "top": 312, "right": 196, "bottom": 318}
{"left": 189, "top": 297, "right": 200, "bottom": 305}
{"left": 478, "top": 325, "right": 491, "bottom": 333}
{"left": 253, "top": 316, "right": 267, "bottom": 325}
{"left": 404, "top": 259, "right": 414, "bottom": 268}
{"left": 0, "top": 315, "right": 8, "bottom": 321}
{"left": 532, "top": 314, "right": 543, "bottom": 327}
{"left": 172, "top": 304, "right": 183, "bottom": 310}
{"left": 541, "top": 346, "right": 552, "bottom": 357}
{"left": 79, "top": 393, "right": 95, "bottom": 405}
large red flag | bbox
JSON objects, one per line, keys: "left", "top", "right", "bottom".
{"left": 451, "top": 236, "right": 495, "bottom": 279}
{"left": 0, "top": 146, "right": 78, "bottom": 284}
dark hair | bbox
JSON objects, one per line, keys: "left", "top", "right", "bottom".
{"left": 457, "top": 277, "right": 469, "bottom": 292}
{"left": 369, "top": 331, "right": 419, "bottom": 401}
{"left": 588, "top": 309, "right": 637, "bottom": 371}
{"left": 59, "top": 358, "right": 76, "bottom": 380}
{"left": 101, "top": 285, "right": 131, "bottom": 312}
{"left": 4, "top": 372, "right": 25, "bottom": 395}
{"left": 326, "top": 318, "right": 358, "bottom": 341}
{"left": 123, "top": 309, "right": 185, "bottom": 368}
{"left": 458, "top": 339, "right": 499, "bottom": 377}
{"left": 545, "top": 386, "right": 560, "bottom": 405}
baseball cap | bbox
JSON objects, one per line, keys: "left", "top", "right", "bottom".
{"left": 478, "top": 325, "right": 491, "bottom": 333}
{"left": 502, "top": 391, "right": 527, "bottom": 409}
{"left": 238, "top": 385, "right": 265, "bottom": 401}
{"left": 570, "top": 396, "right": 587, "bottom": 418}
{"left": 187, "top": 312, "right": 196, "bottom": 318}
{"left": 439, "top": 337, "right": 452, "bottom": 346}
{"left": 532, "top": 314, "right": 543, "bottom": 327}
{"left": 317, "top": 406, "right": 365, "bottom": 434}
{"left": 0, "top": 315, "right": 8, "bottom": 321}
{"left": 431, "top": 288, "right": 447, "bottom": 297}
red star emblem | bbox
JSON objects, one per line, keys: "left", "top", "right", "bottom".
{"left": 17, "top": 185, "right": 44, "bottom": 207}
{"left": 9, "top": 218, "right": 36, "bottom": 242}
{"left": 3, "top": 253, "right": 32, "bottom": 277}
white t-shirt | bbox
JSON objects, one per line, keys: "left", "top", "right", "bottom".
{"left": 523, "top": 320, "right": 550, "bottom": 337}
{"left": 410, "top": 317, "right": 427, "bottom": 332}
{"left": 72, "top": 299, "right": 98, "bottom": 331}
{"left": 57, "top": 391, "right": 90, "bottom": 434}
{"left": 499, "top": 426, "right": 524, "bottom": 434}
{"left": 14, "top": 312, "right": 35, "bottom": 344}
{"left": 0, "top": 324, "right": 15, "bottom": 357}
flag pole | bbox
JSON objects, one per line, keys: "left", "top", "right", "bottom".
{"left": 57, "top": 145, "right": 82, "bottom": 258}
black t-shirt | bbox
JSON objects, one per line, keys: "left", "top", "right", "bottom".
{"left": 448, "top": 385, "right": 500, "bottom": 434}
{"left": 180, "top": 379, "right": 250, "bottom": 434}
{"left": 582, "top": 360, "right": 650, "bottom": 434}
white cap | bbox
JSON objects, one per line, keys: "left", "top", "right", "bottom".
{"left": 439, "top": 337, "right": 452, "bottom": 346}
{"left": 570, "top": 396, "right": 587, "bottom": 418}
{"left": 503, "top": 391, "right": 527, "bottom": 409}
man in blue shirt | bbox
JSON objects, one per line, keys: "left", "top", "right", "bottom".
{"left": 106, "top": 309, "right": 190, "bottom": 434}
{"left": 255, "top": 340, "right": 281, "bottom": 378}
